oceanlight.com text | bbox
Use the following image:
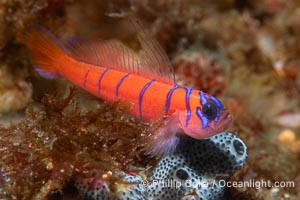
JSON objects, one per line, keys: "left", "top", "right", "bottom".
{"left": 218, "top": 179, "right": 295, "bottom": 189}
{"left": 141, "top": 179, "right": 295, "bottom": 190}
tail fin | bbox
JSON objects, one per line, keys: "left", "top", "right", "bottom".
{"left": 21, "top": 27, "right": 65, "bottom": 79}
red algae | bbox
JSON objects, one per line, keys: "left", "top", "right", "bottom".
{"left": 0, "top": 88, "right": 154, "bottom": 199}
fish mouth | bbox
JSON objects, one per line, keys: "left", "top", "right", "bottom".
{"left": 213, "top": 109, "right": 233, "bottom": 133}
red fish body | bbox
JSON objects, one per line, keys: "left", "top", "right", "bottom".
{"left": 24, "top": 25, "right": 232, "bottom": 157}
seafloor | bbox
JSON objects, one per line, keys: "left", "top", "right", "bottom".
{"left": 0, "top": 0, "right": 299, "bottom": 200}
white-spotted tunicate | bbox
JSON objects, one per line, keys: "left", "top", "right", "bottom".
{"left": 75, "top": 131, "right": 247, "bottom": 200}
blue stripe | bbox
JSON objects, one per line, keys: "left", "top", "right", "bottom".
{"left": 214, "top": 111, "right": 221, "bottom": 122}
{"left": 98, "top": 68, "right": 109, "bottom": 96}
{"left": 165, "top": 85, "right": 181, "bottom": 116}
{"left": 210, "top": 96, "right": 223, "bottom": 109}
{"left": 185, "top": 87, "right": 193, "bottom": 127}
{"left": 210, "top": 96, "right": 222, "bottom": 122}
{"left": 139, "top": 79, "right": 155, "bottom": 119}
{"left": 115, "top": 74, "right": 129, "bottom": 97}
{"left": 196, "top": 107, "right": 209, "bottom": 128}
{"left": 83, "top": 70, "right": 90, "bottom": 88}
{"left": 199, "top": 92, "right": 207, "bottom": 106}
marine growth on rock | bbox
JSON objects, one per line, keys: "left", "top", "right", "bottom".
{"left": 75, "top": 131, "right": 248, "bottom": 200}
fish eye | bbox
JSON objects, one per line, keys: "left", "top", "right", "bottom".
{"left": 202, "top": 102, "right": 217, "bottom": 119}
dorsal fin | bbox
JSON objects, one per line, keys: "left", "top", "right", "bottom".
{"left": 132, "top": 19, "right": 175, "bottom": 84}
{"left": 66, "top": 20, "right": 175, "bottom": 84}
{"left": 68, "top": 38, "right": 141, "bottom": 73}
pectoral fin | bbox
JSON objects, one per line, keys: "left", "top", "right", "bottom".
{"left": 142, "top": 111, "right": 182, "bottom": 158}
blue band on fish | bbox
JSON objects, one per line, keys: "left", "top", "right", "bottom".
{"left": 165, "top": 85, "right": 181, "bottom": 116}
{"left": 196, "top": 107, "right": 209, "bottom": 128}
{"left": 83, "top": 70, "right": 90, "bottom": 88}
{"left": 185, "top": 87, "right": 193, "bottom": 127}
{"left": 98, "top": 68, "right": 109, "bottom": 96}
{"left": 139, "top": 79, "right": 155, "bottom": 119}
{"left": 116, "top": 73, "right": 129, "bottom": 97}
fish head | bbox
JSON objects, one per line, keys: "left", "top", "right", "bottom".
{"left": 178, "top": 92, "right": 232, "bottom": 139}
